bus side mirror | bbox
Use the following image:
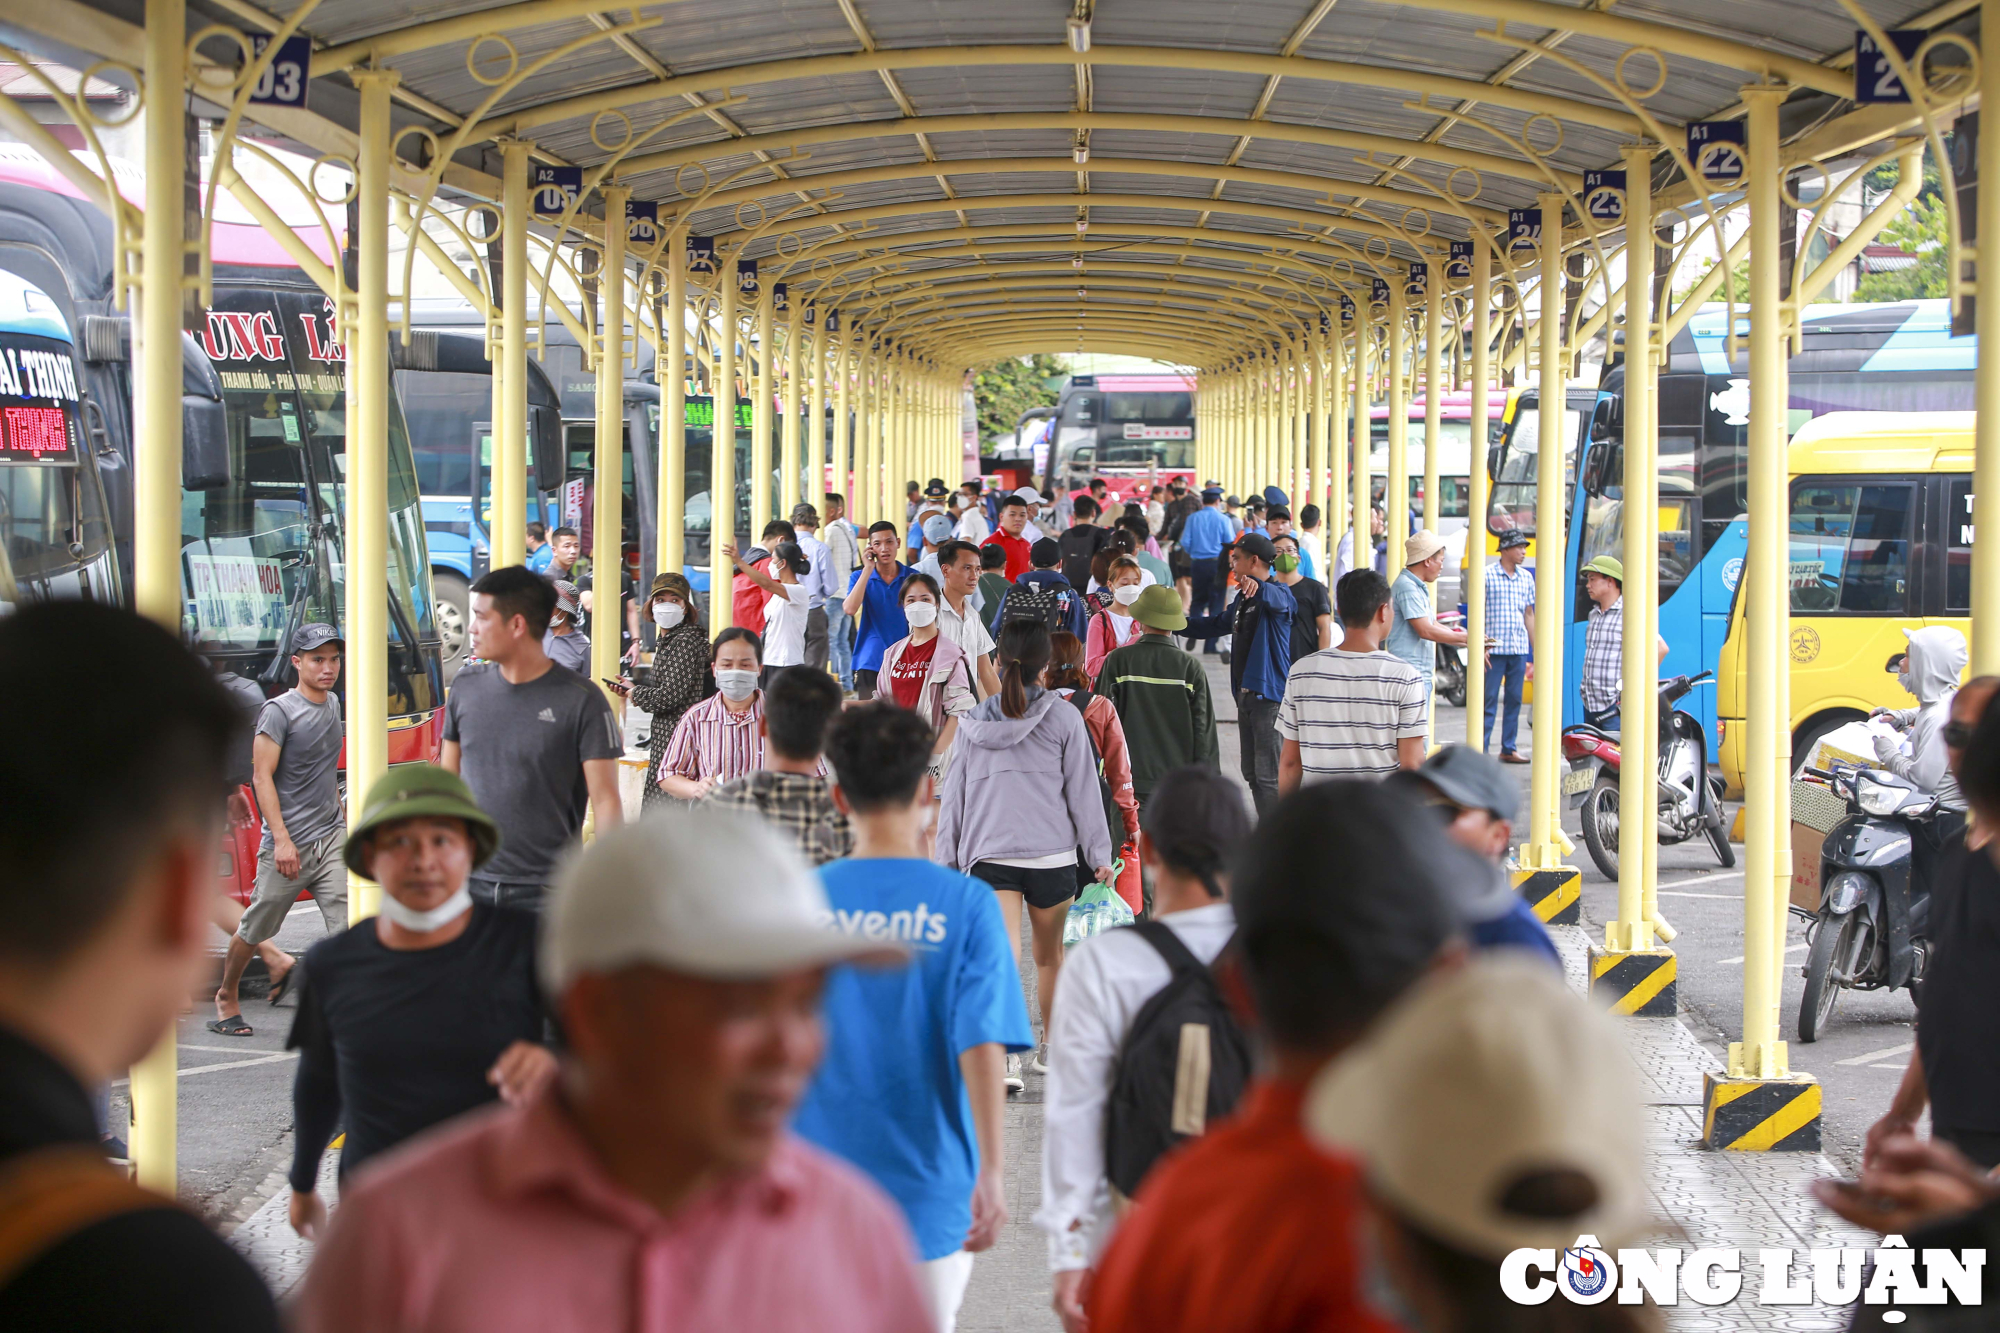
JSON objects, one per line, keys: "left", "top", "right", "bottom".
{"left": 531, "top": 406, "right": 564, "bottom": 496}
{"left": 182, "top": 394, "right": 232, "bottom": 490}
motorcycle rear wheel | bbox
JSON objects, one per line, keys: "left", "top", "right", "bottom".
{"left": 1798, "top": 912, "right": 1859, "bottom": 1043}
{"left": 1579, "top": 781, "right": 1620, "bottom": 880}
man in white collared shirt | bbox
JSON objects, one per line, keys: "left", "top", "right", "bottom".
{"left": 933, "top": 540, "right": 1001, "bottom": 699}
{"left": 790, "top": 503, "right": 841, "bottom": 671}
{"left": 1035, "top": 768, "right": 1253, "bottom": 1330}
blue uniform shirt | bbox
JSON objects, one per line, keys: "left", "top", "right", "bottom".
{"left": 1179, "top": 506, "right": 1233, "bottom": 559}
{"left": 794, "top": 859, "right": 1034, "bottom": 1261}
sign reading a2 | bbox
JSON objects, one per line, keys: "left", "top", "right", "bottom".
{"left": 686, "top": 235, "right": 716, "bottom": 273}
{"left": 1582, "top": 170, "right": 1626, "bottom": 223}
{"left": 248, "top": 35, "right": 311, "bottom": 107}
{"left": 625, "top": 200, "right": 658, "bottom": 247}
{"left": 531, "top": 166, "right": 582, "bottom": 218}
{"left": 1686, "top": 121, "right": 1746, "bottom": 186}
{"left": 736, "top": 258, "right": 759, "bottom": 296}
{"left": 773, "top": 283, "right": 789, "bottom": 313}
{"left": 1855, "top": 30, "right": 1923, "bottom": 105}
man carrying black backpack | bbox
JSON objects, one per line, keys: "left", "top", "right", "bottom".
{"left": 995, "top": 537, "right": 1089, "bottom": 642}
{"left": 1034, "top": 766, "right": 1252, "bottom": 1331}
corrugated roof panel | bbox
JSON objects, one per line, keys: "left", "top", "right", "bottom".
{"left": 720, "top": 71, "right": 907, "bottom": 134}
{"left": 1086, "top": 130, "right": 1239, "bottom": 165}
{"left": 612, "top": 0, "right": 862, "bottom": 75}
{"left": 889, "top": 64, "right": 1078, "bottom": 115}
{"left": 1083, "top": 170, "right": 1226, "bottom": 200}
{"left": 1259, "top": 81, "right": 1459, "bottom": 143}
{"left": 922, "top": 129, "right": 1078, "bottom": 159}
{"left": 946, "top": 169, "right": 1084, "bottom": 197}
{"left": 1090, "top": 65, "right": 1269, "bottom": 119}
{"left": 846, "top": 0, "right": 1072, "bottom": 48}
{"left": 1299, "top": 0, "right": 1556, "bottom": 82}
{"left": 1090, "top": 0, "right": 1319, "bottom": 56}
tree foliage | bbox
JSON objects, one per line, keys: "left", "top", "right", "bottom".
{"left": 1852, "top": 194, "right": 1949, "bottom": 302}
{"left": 970, "top": 354, "right": 1069, "bottom": 443}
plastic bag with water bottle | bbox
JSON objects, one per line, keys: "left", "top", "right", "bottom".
{"left": 1063, "top": 863, "right": 1135, "bottom": 948}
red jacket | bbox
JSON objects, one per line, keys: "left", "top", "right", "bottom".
{"left": 732, "top": 558, "right": 770, "bottom": 634}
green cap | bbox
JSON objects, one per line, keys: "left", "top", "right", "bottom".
{"left": 344, "top": 763, "right": 502, "bottom": 878}
{"left": 1583, "top": 555, "right": 1625, "bottom": 584}
{"left": 1130, "top": 584, "right": 1188, "bottom": 631}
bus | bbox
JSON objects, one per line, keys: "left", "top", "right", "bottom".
{"left": 1491, "top": 300, "right": 1975, "bottom": 737}
{"left": 1368, "top": 391, "right": 1509, "bottom": 549}
{"left": 1716, "top": 412, "right": 1972, "bottom": 791}
{"left": 0, "top": 151, "right": 445, "bottom": 900}
{"left": 1044, "top": 373, "right": 1195, "bottom": 505}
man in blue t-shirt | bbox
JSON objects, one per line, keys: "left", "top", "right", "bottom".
{"left": 797, "top": 703, "right": 1033, "bottom": 1331}
{"left": 839, "top": 520, "right": 914, "bottom": 701}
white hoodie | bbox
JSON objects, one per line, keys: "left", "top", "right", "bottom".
{"left": 1879, "top": 625, "right": 1969, "bottom": 809}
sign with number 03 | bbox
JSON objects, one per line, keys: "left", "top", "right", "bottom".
{"left": 248, "top": 35, "right": 310, "bottom": 107}
{"left": 1854, "top": 30, "right": 1923, "bottom": 104}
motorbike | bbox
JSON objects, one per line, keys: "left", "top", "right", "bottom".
{"left": 1560, "top": 671, "right": 1734, "bottom": 880}
{"left": 1433, "top": 610, "right": 1467, "bottom": 708}
{"left": 1794, "top": 764, "right": 1938, "bottom": 1043}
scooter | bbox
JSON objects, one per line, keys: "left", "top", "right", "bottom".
{"left": 1434, "top": 610, "right": 1467, "bottom": 708}
{"left": 1560, "top": 671, "right": 1734, "bottom": 880}
{"left": 1794, "top": 764, "right": 1938, "bottom": 1043}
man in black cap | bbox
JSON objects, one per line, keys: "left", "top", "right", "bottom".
{"left": 1481, "top": 528, "right": 1536, "bottom": 762}
{"left": 1394, "top": 745, "right": 1558, "bottom": 967}
{"left": 1038, "top": 767, "right": 1253, "bottom": 1329}
{"left": 997, "top": 536, "right": 1089, "bottom": 641}
{"left": 1183, "top": 533, "right": 1297, "bottom": 812}
{"left": 214, "top": 622, "right": 349, "bottom": 1037}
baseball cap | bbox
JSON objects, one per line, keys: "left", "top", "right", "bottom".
{"left": 551, "top": 579, "right": 581, "bottom": 618}
{"left": 1584, "top": 554, "right": 1624, "bottom": 583}
{"left": 922, "top": 514, "right": 954, "bottom": 544}
{"left": 1141, "top": 766, "right": 1252, "bottom": 894}
{"left": 649, "top": 571, "right": 696, "bottom": 607}
{"left": 1497, "top": 528, "right": 1529, "bottom": 551}
{"left": 1030, "top": 536, "right": 1061, "bottom": 567}
{"left": 345, "top": 763, "right": 500, "bottom": 877}
{"left": 1234, "top": 531, "right": 1277, "bottom": 565}
{"left": 1305, "top": 955, "right": 1649, "bottom": 1258}
{"left": 1224, "top": 494, "right": 1241, "bottom": 507}
{"left": 292, "top": 622, "right": 343, "bottom": 653}
{"left": 540, "top": 808, "right": 906, "bottom": 996}
{"left": 1129, "top": 583, "right": 1187, "bottom": 631}
{"left": 1013, "top": 485, "right": 1040, "bottom": 502}
{"left": 1405, "top": 529, "right": 1446, "bottom": 566}
{"left": 1414, "top": 744, "right": 1519, "bottom": 823}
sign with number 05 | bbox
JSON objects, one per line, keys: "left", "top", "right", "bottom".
{"left": 248, "top": 35, "right": 310, "bottom": 107}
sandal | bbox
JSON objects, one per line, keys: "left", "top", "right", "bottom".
{"left": 206, "top": 1013, "right": 253, "bottom": 1037}
{"left": 267, "top": 955, "right": 303, "bottom": 1005}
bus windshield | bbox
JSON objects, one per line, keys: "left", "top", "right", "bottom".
{"left": 1487, "top": 404, "right": 1581, "bottom": 536}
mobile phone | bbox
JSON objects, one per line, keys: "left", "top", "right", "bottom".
{"left": 601, "top": 677, "right": 626, "bottom": 689}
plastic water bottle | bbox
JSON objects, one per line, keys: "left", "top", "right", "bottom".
{"left": 1064, "top": 882, "right": 1135, "bottom": 948}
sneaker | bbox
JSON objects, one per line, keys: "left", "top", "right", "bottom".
{"left": 1005, "top": 1052, "right": 1024, "bottom": 1093}
{"left": 1031, "top": 1044, "right": 1049, "bottom": 1075}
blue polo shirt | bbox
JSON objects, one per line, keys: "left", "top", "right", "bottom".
{"left": 849, "top": 563, "right": 913, "bottom": 673}
{"left": 1179, "top": 505, "right": 1234, "bottom": 559}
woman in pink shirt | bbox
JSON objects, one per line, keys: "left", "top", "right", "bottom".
{"left": 877, "top": 574, "right": 976, "bottom": 782}
{"left": 1048, "top": 631, "right": 1142, "bottom": 913}
{"left": 1083, "top": 556, "right": 1146, "bottom": 685}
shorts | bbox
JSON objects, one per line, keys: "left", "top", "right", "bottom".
{"left": 971, "top": 860, "right": 1078, "bottom": 911}
{"left": 854, "top": 668, "right": 880, "bottom": 700}
{"left": 238, "top": 831, "right": 348, "bottom": 944}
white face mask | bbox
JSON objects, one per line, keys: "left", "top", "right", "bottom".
{"left": 1112, "top": 583, "right": 1143, "bottom": 606}
{"left": 715, "top": 667, "right": 759, "bottom": 701}
{"left": 377, "top": 886, "right": 473, "bottom": 933}
{"left": 904, "top": 601, "right": 938, "bottom": 628}
{"left": 653, "top": 601, "right": 685, "bottom": 630}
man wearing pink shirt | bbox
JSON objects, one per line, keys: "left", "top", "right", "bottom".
{"left": 296, "top": 810, "right": 932, "bottom": 1333}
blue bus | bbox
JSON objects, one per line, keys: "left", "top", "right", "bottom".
{"left": 1488, "top": 300, "right": 1977, "bottom": 738}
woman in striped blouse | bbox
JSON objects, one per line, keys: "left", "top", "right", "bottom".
{"left": 612, "top": 573, "right": 712, "bottom": 807}
{"left": 657, "top": 627, "right": 767, "bottom": 801}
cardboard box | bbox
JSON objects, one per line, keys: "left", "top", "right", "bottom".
{"left": 1791, "top": 821, "right": 1825, "bottom": 913}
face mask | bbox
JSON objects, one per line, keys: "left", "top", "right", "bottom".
{"left": 1112, "top": 583, "right": 1143, "bottom": 606}
{"left": 904, "top": 601, "right": 938, "bottom": 628}
{"left": 378, "top": 886, "right": 472, "bottom": 933}
{"left": 653, "top": 601, "right": 685, "bottom": 630}
{"left": 715, "top": 668, "right": 759, "bottom": 701}
{"left": 1273, "top": 553, "right": 1300, "bottom": 574}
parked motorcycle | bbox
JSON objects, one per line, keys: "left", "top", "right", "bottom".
{"left": 1434, "top": 610, "right": 1467, "bottom": 708}
{"left": 1560, "top": 671, "right": 1734, "bottom": 880}
{"left": 1795, "top": 764, "right": 1938, "bottom": 1043}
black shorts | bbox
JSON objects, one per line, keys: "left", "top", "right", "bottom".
{"left": 971, "top": 860, "right": 1078, "bottom": 911}
{"left": 854, "top": 668, "right": 880, "bottom": 699}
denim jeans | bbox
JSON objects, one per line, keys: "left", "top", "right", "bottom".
{"left": 826, "top": 603, "right": 855, "bottom": 689}
{"left": 1237, "top": 691, "right": 1283, "bottom": 814}
{"left": 1187, "top": 560, "right": 1226, "bottom": 651}
{"left": 1483, "top": 652, "right": 1528, "bottom": 753}
{"left": 1583, "top": 705, "right": 1620, "bottom": 733}
{"left": 468, "top": 877, "right": 547, "bottom": 912}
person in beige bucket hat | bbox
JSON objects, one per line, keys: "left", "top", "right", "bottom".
{"left": 1386, "top": 528, "right": 1469, "bottom": 694}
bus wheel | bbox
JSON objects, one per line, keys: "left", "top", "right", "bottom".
{"left": 435, "top": 571, "right": 471, "bottom": 684}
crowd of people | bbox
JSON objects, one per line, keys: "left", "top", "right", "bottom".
{"left": 10, "top": 464, "right": 2000, "bottom": 1333}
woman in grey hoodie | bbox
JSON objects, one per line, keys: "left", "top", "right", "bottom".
{"left": 938, "top": 620, "right": 1117, "bottom": 1083}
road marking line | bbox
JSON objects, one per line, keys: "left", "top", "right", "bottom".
{"left": 179, "top": 1042, "right": 277, "bottom": 1054}
{"left": 109, "top": 1052, "right": 297, "bottom": 1086}
{"left": 1656, "top": 871, "right": 1745, "bottom": 891}
{"left": 1871, "top": 1062, "right": 1911, "bottom": 1070}
{"left": 1657, "top": 891, "right": 1737, "bottom": 899}
{"left": 1719, "top": 942, "right": 1809, "bottom": 965}
{"left": 1836, "top": 1041, "right": 1915, "bottom": 1066}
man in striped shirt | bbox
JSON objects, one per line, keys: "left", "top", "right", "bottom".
{"left": 1480, "top": 529, "right": 1536, "bottom": 761}
{"left": 1277, "top": 570, "right": 1429, "bottom": 791}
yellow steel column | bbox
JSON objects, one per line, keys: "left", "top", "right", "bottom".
{"left": 715, "top": 254, "right": 738, "bottom": 630}
{"left": 1976, "top": 0, "right": 2000, "bottom": 671}
{"left": 130, "top": 0, "right": 187, "bottom": 1194}
{"left": 782, "top": 293, "right": 802, "bottom": 517}
{"left": 494, "top": 142, "right": 531, "bottom": 569}
{"left": 1308, "top": 327, "right": 1326, "bottom": 542}
{"left": 1736, "top": 86, "right": 1790, "bottom": 1079}
{"left": 833, "top": 324, "right": 851, "bottom": 518}
{"left": 1386, "top": 280, "right": 1409, "bottom": 573}
{"left": 1323, "top": 320, "right": 1342, "bottom": 557}
{"left": 1291, "top": 339, "right": 1307, "bottom": 507}
{"left": 808, "top": 312, "right": 827, "bottom": 510}
{"left": 1467, "top": 229, "right": 1492, "bottom": 749}
{"left": 1615, "top": 149, "right": 1659, "bottom": 951}
{"left": 1352, "top": 323, "right": 1370, "bottom": 573}
{"left": 1422, "top": 260, "right": 1443, "bottom": 743}
{"left": 593, "top": 186, "right": 628, "bottom": 709}
{"left": 1525, "top": 196, "right": 1569, "bottom": 866}
{"left": 347, "top": 70, "right": 396, "bottom": 927}
{"left": 660, "top": 235, "right": 687, "bottom": 582}
{"left": 751, "top": 284, "right": 773, "bottom": 533}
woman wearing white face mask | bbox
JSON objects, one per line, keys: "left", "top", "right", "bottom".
{"left": 611, "top": 572, "right": 709, "bottom": 807}
{"left": 877, "top": 573, "right": 976, "bottom": 783}
{"left": 1084, "top": 555, "right": 1147, "bottom": 685}
{"left": 659, "top": 627, "right": 790, "bottom": 801}
{"left": 285, "top": 764, "right": 555, "bottom": 1242}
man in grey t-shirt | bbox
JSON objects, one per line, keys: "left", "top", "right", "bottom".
{"left": 444, "top": 566, "right": 625, "bottom": 909}
{"left": 213, "top": 623, "right": 349, "bottom": 1037}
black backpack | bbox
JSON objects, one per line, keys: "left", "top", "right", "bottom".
{"left": 1104, "top": 921, "right": 1253, "bottom": 1198}
{"left": 1064, "top": 688, "right": 1126, "bottom": 857}
{"left": 1003, "top": 578, "right": 1069, "bottom": 634}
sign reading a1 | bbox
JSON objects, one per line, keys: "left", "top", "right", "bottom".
{"left": 1855, "top": 30, "right": 1924, "bottom": 104}
{"left": 686, "top": 235, "right": 716, "bottom": 273}
{"left": 1370, "top": 276, "right": 1392, "bottom": 305}
{"left": 1339, "top": 293, "right": 1356, "bottom": 322}
{"left": 1583, "top": 169, "right": 1626, "bottom": 223}
{"left": 1405, "top": 261, "right": 1427, "bottom": 297}
{"left": 1318, "top": 308, "right": 1331, "bottom": 334}
{"left": 1508, "top": 209, "right": 1542, "bottom": 251}
{"left": 1686, "top": 121, "right": 1746, "bottom": 186}
{"left": 824, "top": 309, "right": 840, "bottom": 332}
{"left": 625, "top": 200, "right": 658, "bottom": 247}
{"left": 1446, "top": 240, "right": 1474, "bottom": 281}
{"left": 736, "top": 258, "right": 759, "bottom": 296}
{"left": 803, "top": 300, "right": 818, "bottom": 326}
{"left": 772, "top": 283, "right": 789, "bottom": 313}
{"left": 531, "top": 165, "right": 582, "bottom": 218}
{"left": 248, "top": 35, "right": 311, "bottom": 107}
